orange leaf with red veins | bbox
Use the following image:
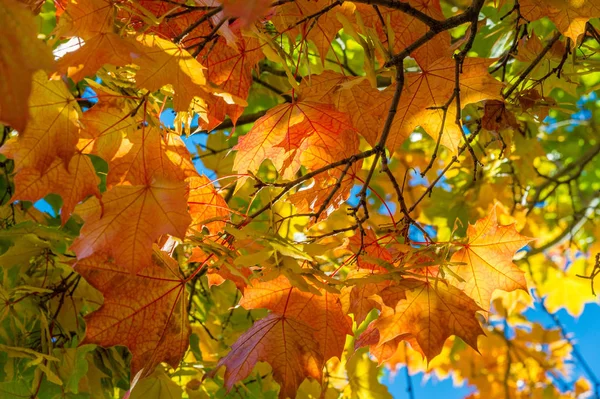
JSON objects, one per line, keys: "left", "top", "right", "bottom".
{"left": 336, "top": 77, "right": 392, "bottom": 146}
{"left": 232, "top": 103, "right": 301, "bottom": 175}
{"left": 288, "top": 168, "right": 356, "bottom": 219}
{"left": 134, "top": 35, "right": 212, "bottom": 111}
{"left": 56, "top": 0, "right": 115, "bottom": 40}
{"left": 71, "top": 180, "right": 191, "bottom": 273}
{"left": 373, "top": 278, "right": 484, "bottom": 360}
{"left": 354, "top": 1, "right": 450, "bottom": 67}
{"left": 449, "top": 206, "right": 532, "bottom": 312}
{"left": 240, "top": 275, "right": 353, "bottom": 362}
{"left": 212, "top": 313, "right": 323, "bottom": 399}
{"left": 201, "top": 36, "right": 263, "bottom": 129}
{"left": 56, "top": 33, "right": 144, "bottom": 82}
{"left": 388, "top": 57, "right": 503, "bottom": 151}
{"left": 355, "top": 323, "right": 414, "bottom": 365}
{"left": 133, "top": 1, "right": 213, "bottom": 46}
{"left": 233, "top": 101, "right": 358, "bottom": 177}
{"left": 297, "top": 71, "right": 349, "bottom": 104}
{"left": 222, "top": 0, "right": 272, "bottom": 27}
{"left": 187, "top": 175, "right": 230, "bottom": 236}
{"left": 108, "top": 127, "right": 198, "bottom": 186}
{"left": 349, "top": 229, "right": 395, "bottom": 272}
{"left": 345, "top": 279, "right": 393, "bottom": 325}
{"left": 76, "top": 251, "right": 190, "bottom": 380}
{"left": 294, "top": 115, "right": 359, "bottom": 174}
{"left": 78, "top": 98, "right": 138, "bottom": 163}
{"left": 0, "top": 0, "right": 53, "bottom": 132}
{"left": 0, "top": 71, "right": 81, "bottom": 173}
{"left": 519, "top": 0, "right": 600, "bottom": 42}
{"left": 11, "top": 154, "right": 100, "bottom": 225}
{"left": 272, "top": 0, "right": 348, "bottom": 60}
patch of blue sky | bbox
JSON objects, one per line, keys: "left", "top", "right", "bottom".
{"left": 385, "top": 368, "right": 474, "bottom": 399}
{"left": 410, "top": 168, "right": 451, "bottom": 191}
{"left": 577, "top": 91, "right": 597, "bottom": 107}
{"left": 34, "top": 199, "right": 56, "bottom": 217}
{"left": 379, "top": 201, "right": 397, "bottom": 216}
{"left": 409, "top": 223, "right": 436, "bottom": 242}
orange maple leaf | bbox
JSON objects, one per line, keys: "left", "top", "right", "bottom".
{"left": 0, "top": 0, "right": 54, "bottom": 132}
{"left": 449, "top": 206, "right": 532, "bottom": 312}
{"left": 187, "top": 175, "right": 230, "bottom": 236}
{"left": 78, "top": 97, "right": 139, "bottom": 163}
{"left": 222, "top": 0, "right": 273, "bottom": 27}
{"left": 519, "top": 0, "right": 600, "bottom": 42}
{"left": 76, "top": 250, "right": 190, "bottom": 380}
{"left": 108, "top": 126, "right": 198, "bottom": 187}
{"left": 355, "top": 323, "right": 415, "bottom": 365}
{"left": 288, "top": 169, "right": 356, "bottom": 219}
{"left": 239, "top": 275, "right": 353, "bottom": 362}
{"left": 132, "top": 0, "right": 213, "bottom": 46}
{"left": 211, "top": 313, "right": 323, "bottom": 399}
{"left": 345, "top": 278, "right": 392, "bottom": 325}
{"left": 389, "top": 57, "right": 503, "bottom": 151}
{"left": 71, "top": 180, "right": 191, "bottom": 273}
{"left": 372, "top": 277, "right": 484, "bottom": 360}
{"left": 272, "top": 0, "right": 349, "bottom": 61}
{"left": 134, "top": 35, "right": 213, "bottom": 111}
{"left": 233, "top": 101, "right": 358, "bottom": 178}
{"left": 56, "top": 33, "right": 145, "bottom": 82}
{"left": 201, "top": 36, "right": 263, "bottom": 130}
{"left": 11, "top": 154, "right": 100, "bottom": 225}
{"left": 335, "top": 77, "right": 392, "bottom": 146}
{"left": 0, "top": 71, "right": 81, "bottom": 173}
{"left": 354, "top": 1, "right": 451, "bottom": 66}
{"left": 56, "top": 0, "right": 116, "bottom": 40}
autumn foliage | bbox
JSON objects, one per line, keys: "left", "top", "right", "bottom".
{"left": 1, "top": 0, "right": 600, "bottom": 398}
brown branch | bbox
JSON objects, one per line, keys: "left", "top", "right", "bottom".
{"left": 503, "top": 31, "right": 562, "bottom": 99}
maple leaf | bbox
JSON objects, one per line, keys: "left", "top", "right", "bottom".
{"left": 0, "top": 71, "right": 81, "bottom": 173}
{"left": 344, "top": 278, "right": 392, "bottom": 325}
{"left": 11, "top": 154, "right": 100, "bottom": 225}
{"left": 71, "top": 180, "right": 191, "bottom": 273}
{"left": 233, "top": 101, "right": 358, "bottom": 178}
{"left": 519, "top": 0, "right": 600, "bottom": 42}
{"left": 373, "top": 277, "right": 484, "bottom": 360}
{"left": 288, "top": 169, "right": 356, "bottom": 219}
{"left": 56, "top": 33, "right": 144, "bottom": 82}
{"left": 55, "top": 0, "right": 116, "bottom": 40}
{"left": 355, "top": 323, "right": 414, "bottom": 365}
{"left": 272, "top": 0, "right": 349, "bottom": 61}
{"left": 201, "top": 36, "right": 263, "bottom": 130}
{"left": 78, "top": 97, "right": 138, "bottom": 163}
{"left": 76, "top": 250, "right": 190, "bottom": 379}
{"left": 353, "top": 0, "right": 451, "bottom": 66}
{"left": 134, "top": 35, "right": 213, "bottom": 111}
{"left": 449, "top": 206, "right": 532, "bottom": 312}
{"left": 349, "top": 229, "right": 397, "bottom": 272}
{"left": 187, "top": 175, "right": 230, "bottom": 236}
{"left": 240, "top": 275, "right": 353, "bottom": 362}
{"left": 298, "top": 71, "right": 350, "bottom": 104}
{"left": 211, "top": 313, "right": 323, "bottom": 399}
{"left": 222, "top": 0, "right": 273, "bottom": 27}
{"left": 132, "top": 0, "right": 213, "bottom": 46}
{"left": 335, "top": 77, "right": 391, "bottom": 146}
{"left": 389, "top": 57, "right": 503, "bottom": 151}
{"left": 0, "top": 0, "right": 54, "bottom": 132}
{"left": 107, "top": 126, "right": 198, "bottom": 186}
